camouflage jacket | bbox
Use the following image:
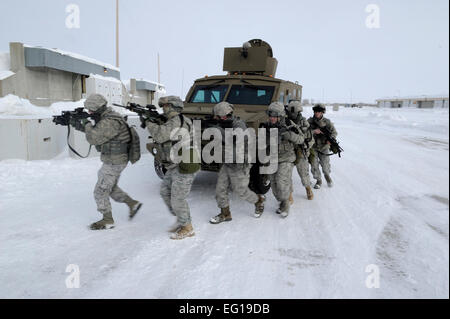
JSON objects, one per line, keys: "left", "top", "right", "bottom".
{"left": 212, "top": 117, "right": 253, "bottom": 167}
{"left": 261, "top": 118, "right": 304, "bottom": 164}
{"left": 147, "top": 112, "right": 193, "bottom": 170}
{"left": 290, "top": 114, "right": 315, "bottom": 152}
{"left": 85, "top": 108, "right": 131, "bottom": 165}
{"left": 307, "top": 116, "right": 337, "bottom": 152}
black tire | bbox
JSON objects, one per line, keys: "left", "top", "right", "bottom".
{"left": 154, "top": 158, "right": 167, "bottom": 180}
{"left": 249, "top": 164, "right": 271, "bottom": 194}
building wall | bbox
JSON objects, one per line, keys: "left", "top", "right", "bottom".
{"left": 128, "top": 89, "right": 152, "bottom": 106}
{"left": 434, "top": 99, "right": 449, "bottom": 108}
{"left": 126, "top": 79, "right": 154, "bottom": 106}
{"left": 0, "top": 73, "right": 16, "bottom": 96}
{"left": 0, "top": 117, "right": 67, "bottom": 160}
{"left": 85, "top": 75, "right": 122, "bottom": 106}
{"left": 1, "top": 43, "right": 78, "bottom": 106}
{"left": 377, "top": 98, "right": 449, "bottom": 108}
{"left": 1, "top": 43, "right": 120, "bottom": 106}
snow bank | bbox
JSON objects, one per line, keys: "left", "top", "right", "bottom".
{"left": 0, "top": 94, "right": 84, "bottom": 118}
{"left": 323, "top": 106, "right": 449, "bottom": 138}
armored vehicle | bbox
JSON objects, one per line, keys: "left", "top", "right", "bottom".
{"left": 152, "top": 39, "right": 303, "bottom": 194}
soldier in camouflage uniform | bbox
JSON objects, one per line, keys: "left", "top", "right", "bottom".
{"left": 286, "top": 100, "right": 315, "bottom": 200}
{"left": 71, "top": 94, "right": 142, "bottom": 230}
{"left": 209, "top": 102, "right": 265, "bottom": 224}
{"left": 143, "top": 96, "right": 198, "bottom": 240}
{"left": 308, "top": 104, "right": 338, "bottom": 189}
{"left": 260, "top": 102, "right": 305, "bottom": 218}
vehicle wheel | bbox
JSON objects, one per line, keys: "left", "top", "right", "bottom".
{"left": 154, "top": 159, "right": 167, "bottom": 180}
{"left": 249, "top": 164, "right": 271, "bottom": 194}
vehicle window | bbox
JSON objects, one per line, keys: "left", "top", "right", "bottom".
{"left": 227, "top": 85, "right": 275, "bottom": 105}
{"left": 189, "top": 85, "right": 229, "bottom": 103}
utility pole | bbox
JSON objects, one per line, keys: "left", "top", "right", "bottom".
{"left": 181, "top": 68, "right": 184, "bottom": 99}
{"left": 157, "top": 53, "right": 161, "bottom": 84}
{"left": 116, "top": 0, "right": 119, "bottom": 68}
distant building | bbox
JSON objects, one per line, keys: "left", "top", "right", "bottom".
{"left": 125, "top": 79, "right": 166, "bottom": 106}
{"left": 376, "top": 95, "right": 449, "bottom": 108}
{"left": 0, "top": 42, "right": 165, "bottom": 107}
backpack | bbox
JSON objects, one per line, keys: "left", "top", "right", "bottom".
{"left": 126, "top": 125, "right": 141, "bottom": 164}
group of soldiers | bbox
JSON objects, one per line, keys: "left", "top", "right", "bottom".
{"left": 72, "top": 94, "right": 338, "bottom": 240}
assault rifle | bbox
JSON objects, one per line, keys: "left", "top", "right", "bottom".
{"left": 113, "top": 103, "right": 167, "bottom": 128}
{"left": 321, "top": 126, "right": 343, "bottom": 157}
{"left": 311, "top": 123, "right": 343, "bottom": 157}
{"left": 52, "top": 107, "right": 100, "bottom": 126}
{"left": 52, "top": 108, "right": 100, "bottom": 158}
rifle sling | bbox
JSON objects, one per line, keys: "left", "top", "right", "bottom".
{"left": 67, "top": 125, "right": 93, "bottom": 159}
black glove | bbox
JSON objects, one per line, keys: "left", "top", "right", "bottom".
{"left": 70, "top": 118, "right": 88, "bottom": 132}
{"left": 139, "top": 115, "right": 148, "bottom": 128}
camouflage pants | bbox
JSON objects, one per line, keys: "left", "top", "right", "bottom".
{"left": 269, "top": 162, "right": 294, "bottom": 209}
{"left": 295, "top": 154, "right": 312, "bottom": 188}
{"left": 160, "top": 166, "right": 196, "bottom": 226}
{"left": 215, "top": 164, "right": 259, "bottom": 209}
{"left": 94, "top": 163, "right": 132, "bottom": 215}
{"left": 310, "top": 149, "right": 331, "bottom": 181}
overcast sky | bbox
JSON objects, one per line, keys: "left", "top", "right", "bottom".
{"left": 0, "top": 0, "right": 448, "bottom": 103}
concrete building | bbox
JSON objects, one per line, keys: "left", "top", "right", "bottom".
{"left": 0, "top": 42, "right": 121, "bottom": 106}
{"left": 0, "top": 42, "right": 166, "bottom": 161}
{"left": 376, "top": 95, "right": 449, "bottom": 108}
{"left": 125, "top": 78, "right": 166, "bottom": 106}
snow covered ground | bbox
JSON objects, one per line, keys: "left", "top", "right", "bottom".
{"left": 0, "top": 106, "right": 448, "bottom": 299}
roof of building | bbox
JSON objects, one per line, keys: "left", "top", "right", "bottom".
{"left": 135, "top": 79, "right": 166, "bottom": 92}
{"left": 23, "top": 44, "right": 120, "bottom": 79}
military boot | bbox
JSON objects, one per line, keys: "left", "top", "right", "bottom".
{"left": 306, "top": 186, "right": 314, "bottom": 200}
{"left": 90, "top": 212, "right": 114, "bottom": 230}
{"left": 279, "top": 201, "right": 290, "bottom": 218}
{"left": 254, "top": 195, "right": 265, "bottom": 218}
{"left": 254, "top": 195, "right": 265, "bottom": 217}
{"left": 289, "top": 192, "right": 294, "bottom": 205}
{"left": 126, "top": 199, "right": 143, "bottom": 220}
{"left": 314, "top": 179, "right": 322, "bottom": 189}
{"left": 325, "top": 174, "right": 333, "bottom": 187}
{"left": 168, "top": 222, "right": 181, "bottom": 233}
{"left": 210, "top": 207, "right": 232, "bottom": 224}
{"left": 170, "top": 223, "right": 195, "bottom": 240}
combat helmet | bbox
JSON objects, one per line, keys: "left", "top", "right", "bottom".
{"left": 84, "top": 94, "right": 108, "bottom": 112}
{"left": 158, "top": 96, "right": 184, "bottom": 112}
{"left": 213, "top": 102, "right": 234, "bottom": 117}
{"left": 287, "top": 100, "right": 303, "bottom": 115}
{"left": 312, "top": 103, "right": 326, "bottom": 113}
{"left": 267, "top": 101, "right": 286, "bottom": 117}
